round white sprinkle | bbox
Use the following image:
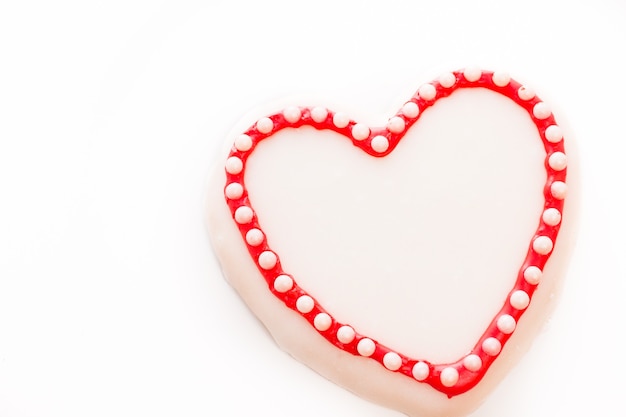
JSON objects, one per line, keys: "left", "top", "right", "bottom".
{"left": 245, "top": 228, "right": 264, "bottom": 246}
{"left": 336, "top": 326, "right": 356, "bottom": 344}
{"left": 418, "top": 83, "right": 436, "bottom": 100}
{"left": 497, "top": 314, "right": 517, "bottom": 334}
{"left": 463, "top": 67, "right": 482, "bottom": 82}
{"left": 225, "top": 182, "right": 244, "bottom": 199}
{"left": 439, "top": 72, "right": 456, "bottom": 88}
{"left": 545, "top": 125, "right": 563, "bottom": 143}
{"left": 533, "top": 102, "right": 552, "bottom": 120}
{"left": 258, "top": 251, "right": 277, "bottom": 270}
{"left": 314, "top": 313, "right": 332, "bottom": 331}
{"left": 351, "top": 123, "right": 370, "bottom": 141}
{"left": 234, "top": 206, "right": 253, "bottom": 224}
{"left": 550, "top": 181, "right": 567, "bottom": 200}
{"left": 357, "top": 338, "right": 376, "bottom": 357}
{"left": 283, "top": 106, "right": 302, "bottom": 124}
{"left": 548, "top": 152, "right": 567, "bottom": 171}
{"left": 440, "top": 367, "right": 459, "bottom": 387}
{"left": 510, "top": 290, "right": 530, "bottom": 310}
{"left": 311, "top": 106, "right": 328, "bottom": 123}
{"left": 542, "top": 208, "right": 562, "bottom": 226}
{"left": 234, "top": 134, "right": 253, "bottom": 152}
{"left": 371, "top": 136, "right": 389, "bottom": 153}
{"left": 383, "top": 352, "right": 402, "bottom": 371}
{"left": 492, "top": 71, "right": 511, "bottom": 87}
{"left": 518, "top": 86, "right": 535, "bottom": 101}
{"left": 225, "top": 156, "right": 243, "bottom": 175}
{"left": 401, "top": 101, "right": 420, "bottom": 118}
{"left": 412, "top": 362, "right": 430, "bottom": 381}
{"left": 533, "top": 235, "right": 554, "bottom": 255}
{"left": 273, "top": 275, "right": 293, "bottom": 293}
{"left": 256, "top": 117, "right": 274, "bottom": 134}
{"left": 333, "top": 112, "right": 350, "bottom": 128}
{"left": 463, "top": 354, "right": 482, "bottom": 372}
{"left": 482, "top": 337, "right": 502, "bottom": 356}
{"left": 524, "top": 266, "right": 543, "bottom": 285}
{"left": 387, "top": 116, "right": 405, "bottom": 133}
{"left": 296, "top": 295, "right": 314, "bottom": 313}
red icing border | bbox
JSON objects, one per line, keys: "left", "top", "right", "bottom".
{"left": 222, "top": 70, "right": 566, "bottom": 397}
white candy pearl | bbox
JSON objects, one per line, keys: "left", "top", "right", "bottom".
{"left": 383, "top": 352, "right": 402, "bottom": 371}
{"left": 418, "top": 83, "right": 436, "bottom": 100}
{"left": 510, "top": 290, "right": 530, "bottom": 310}
{"left": 533, "top": 102, "right": 552, "bottom": 120}
{"left": 545, "top": 125, "right": 563, "bottom": 143}
{"left": 225, "top": 156, "right": 243, "bottom": 174}
{"left": 357, "top": 338, "right": 376, "bottom": 357}
{"left": 235, "top": 134, "right": 253, "bottom": 152}
{"left": 283, "top": 106, "right": 302, "bottom": 123}
{"left": 234, "top": 206, "right": 253, "bottom": 224}
{"left": 258, "top": 251, "right": 277, "bottom": 270}
{"left": 402, "top": 101, "right": 420, "bottom": 118}
{"left": 533, "top": 235, "right": 554, "bottom": 255}
{"left": 550, "top": 181, "right": 567, "bottom": 200}
{"left": 273, "top": 275, "right": 293, "bottom": 293}
{"left": 440, "top": 367, "right": 459, "bottom": 387}
{"left": 245, "top": 228, "right": 264, "bottom": 246}
{"left": 371, "top": 135, "right": 389, "bottom": 153}
{"left": 296, "top": 295, "right": 314, "bottom": 313}
{"left": 412, "top": 362, "right": 430, "bottom": 381}
{"left": 256, "top": 117, "right": 274, "bottom": 134}
{"left": 225, "top": 182, "right": 244, "bottom": 199}
{"left": 518, "top": 86, "right": 535, "bottom": 101}
{"left": 549, "top": 152, "right": 567, "bottom": 171}
{"left": 524, "top": 266, "right": 543, "bottom": 285}
{"left": 314, "top": 313, "right": 332, "bottom": 331}
{"left": 482, "top": 337, "right": 502, "bottom": 356}
{"left": 542, "top": 208, "right": 562, "bottom": 226}
{"left": 351, "top": 123, "right": 370, "bottom": 141}
{"left": 497, "top": 314, "right": 516, "bottom": 334}
{"left": 311, "top": 106, "right": 328, "bottom": 123}
{"left": 439, "top": 72, "right": 456, "bottom": 88}
{"left": 387, "top": 116, "right": 405, "bottom": 133}
{"left": 463, "top": 67, "right": 482, "bottom": 82}
{"left": 333, "top": 112, "right": 350, "bottom": 128}
{"left": 463, "top": 354, "right": 482, "bottom": 372}
{"left": 336, "top": 326, "right": 356, "bottom": 344}
{"left": 492, "top": 71, "right": 511, "bottom": 87}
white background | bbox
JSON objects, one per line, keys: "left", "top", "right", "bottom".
{"left": 1, "top": 1, "right": 625, "bottom": 416}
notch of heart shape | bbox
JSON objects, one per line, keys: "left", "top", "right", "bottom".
{"left": 221, "top": 69, "right": 567, "bottom": 397}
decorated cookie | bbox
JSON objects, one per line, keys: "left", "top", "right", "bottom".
{"left": 206, "top": 69, "right": 575, "bottom": 417}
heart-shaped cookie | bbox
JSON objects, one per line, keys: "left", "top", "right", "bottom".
{"left": 207, "top": 69, "right": 572, "bottom": 417}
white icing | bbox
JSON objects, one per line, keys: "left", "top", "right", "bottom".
{"left": 439, "top": 72, "right": 456, "bottom": 88}
{"left": 533, "top": 236, "right": 554, "bottom": 255}
{"left": 245, "top": 228, "right": 264, "bottom": 246}
{"left": 482, "top": 337, "right": 502, "bottom": 356}
{"left": 273, "top": 274, "right": 293, "bottom": 293}
{"left": 510, "top": 290, "right": 530, "bottom": 310}
{"left": 402, "top": 102, "right": 419, "bottom": 118}
{"left": 411, "top": 361, "right": 429, "bottom": 381}
{"left": 256, "top": 117, "right": 274, "bottom": 134}
{"left": 545, "top": 125, "right": 563, "bottom": 143}
{"left": 258, "top": 250, "right": 277, "bottom": 270}
{"left": 463, "top": 354, "right": 482, "bottom": 371}
{"left": 387, "top": 116, "right": 406, "bottom": 133}
{"left": 418, "top": 84, "right": 436, "bottom": 100}
{"left": 234, "top": 206, "right": 253, "bottom": 224}
{"left": 224, "top": 182, "right": 243, "bottom": 200}
{"left": 311, "top": 106, "right": 329, "bottom": 123}
{"left": 283, "top": 106, "right": 302, "bottom": 124}
{"left": 440, "top": 367, "right": 459, "bottom": 387}
{"left": 225, "top": 156, "right": 243, "bottom": 174}
{"left": 234, "top": 134, "right": 252, "bottom": 152}
{"left": 296, "top": 295, "right": 314, "bottom": 313}
{"left": 463, "top": 67, "right": 482, "bottom": 82}
{"left": 333, "top": 112, "right": 350, "bottom": 128}
{"left": 523, "top": 266, "right": 543, "bottom": 285}
{"left": 496, "top": 314, "right": 516, "bottom": 334}
{"left": 548, "top": 152, "right": 567, "bottom": 171}
{"left": 518, "top": 86, "right": 535, "bottom": 101}
{"left": 533, "top": 102, "right": 552, "bottom": 120}
{"left": 491, "top": 72, "right": 510, "bottom": 87}
{"left": 542, "top": 208, "right": 562, "bottom": 226}
{"left": 370, "top": 135, "right": 389, "bottom": 153}
{"left": 550, "top": 181, "right": 567, "bottom": 199}
{"left": 336, "top": 325, "right": 356, "bottom": 344}
{"left": 383, "top": 352, "right": 402, "bottom": 371}
{"left": 351, "top": 123, "right": 370, "bottom": 141}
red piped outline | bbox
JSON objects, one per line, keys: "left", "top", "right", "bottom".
{"left": 222, "top": 70, "right": 566, "bottom": 397}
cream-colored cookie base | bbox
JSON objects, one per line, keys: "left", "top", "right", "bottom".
{"left": 207, "top": 88, "right": 577, "bottom": 417}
